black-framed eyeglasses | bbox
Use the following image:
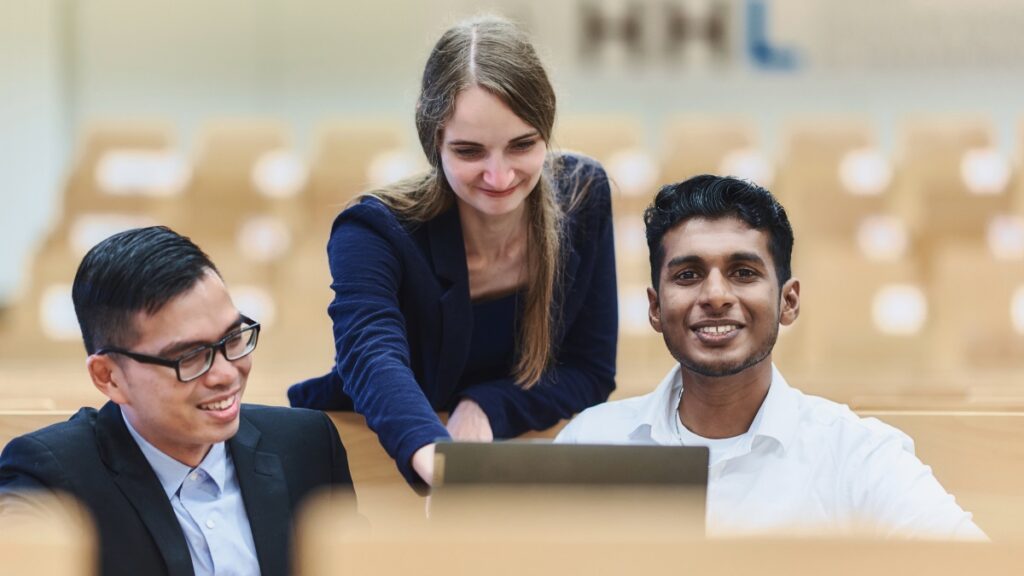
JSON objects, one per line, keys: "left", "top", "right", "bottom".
{"left": 96, "top": 315, "right": 261, "bottom": 383}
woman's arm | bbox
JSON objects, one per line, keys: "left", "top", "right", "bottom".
{"left": 327, "top": 205, "right": 451, "bottom": 484}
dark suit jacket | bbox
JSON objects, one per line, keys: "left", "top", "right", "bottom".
{"left": 288, "top": 153, "right": 618, "bottom": 483}
{"left": 0, "top": 401, "right": 354, "bottom": 576}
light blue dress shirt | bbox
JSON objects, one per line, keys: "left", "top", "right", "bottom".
{"left": 123, "top": 411, "right": 261, "bottom": 575}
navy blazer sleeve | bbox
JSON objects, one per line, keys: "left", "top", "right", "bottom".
{"left": 458, "top": 158, "right": 618, "bottom": 436}
{"left": 0, "top": 434, "right": 68, "bottom": 515}
{"left": 326, "top": 204, "right": 451, "bottom": 484}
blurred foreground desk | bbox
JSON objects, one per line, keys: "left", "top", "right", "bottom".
{"left": 296, "top": 488, "right": 1024, "bottom": 576}
{"left": 0, "top": 492, "right": 97, "bottom": 576}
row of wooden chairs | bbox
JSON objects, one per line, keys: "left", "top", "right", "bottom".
{"left": 2, "top": 115, "right": 1023, "bottom": 396}
{"left": 4, "top": 234, "right": 1021, "bottom": 405}
{"left": 50, "top": 115, "right": 1024, "bottom": 249}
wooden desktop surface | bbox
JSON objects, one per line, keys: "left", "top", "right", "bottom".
{"left": 4, "top": 409, "right": 1024, "bottom": 539}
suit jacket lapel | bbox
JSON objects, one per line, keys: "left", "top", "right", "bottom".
{"left": 95, "top": 402, "right": 195, "bottom": 576}
{"left": 229, "top": 412, "right": 290, "bottom": 576}
{"left": 427, "top": 205, "right": 472, "bottom": 404}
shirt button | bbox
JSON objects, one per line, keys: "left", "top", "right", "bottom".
{"left": 190, "top": 472, "right": 199, "bottom": 481}
{"left": 206, "top": 519, "right": 216, "bottom": 529}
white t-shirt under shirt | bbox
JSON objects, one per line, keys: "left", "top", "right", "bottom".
{"left": 672, "top": 414, "right": 750, "bottom": 468}
{"left": 556, "top": 364, "right": 986, "bottom": 540}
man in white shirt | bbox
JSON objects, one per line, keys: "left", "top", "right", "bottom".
{"left": 557, "top": 175, "right": 984, "bottom": 539}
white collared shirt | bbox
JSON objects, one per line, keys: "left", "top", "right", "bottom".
{"left": 123, "top": 411, "right": 261, "bottom": 575}
{"left": 556, "top": 364, "right": 986, "bottom": 540}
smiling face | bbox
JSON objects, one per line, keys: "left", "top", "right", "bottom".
{"left": 648, "top": 216, "right": 800, "bottom": 379}
{"left": 96, "top": 270, "right": 250, "bottom": 466}
{"left": 439, "top": 85, "right": 547, "bottom": 220}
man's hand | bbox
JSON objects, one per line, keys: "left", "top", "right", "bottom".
{"left": 446, "top": 399, "right": 494, "bottom": 442}
{"left": 411, "top": 443, "right": 436, "bottom": 486}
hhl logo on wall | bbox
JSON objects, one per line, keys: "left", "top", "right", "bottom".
{"left": 577, "top": 0, "right": 800, "bottom": 71}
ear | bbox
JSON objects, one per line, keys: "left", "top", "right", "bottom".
{"left": 86, "top": 354, "right": 130, "bottom": 405}
{"left": 647, "top": 287, "right": 663, "bottom": 333}
{"left": 779, "top": 278, "right": 800, "bottom": 326}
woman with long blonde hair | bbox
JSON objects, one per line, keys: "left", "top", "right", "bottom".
{"left": 290, "top": 16, "right": 618, "bottom": 485}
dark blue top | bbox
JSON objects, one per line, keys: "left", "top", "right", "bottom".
{"left": 288, "top": 154, "right": 618, "bottom": 483}
{"left": 460, "top": 292, "right": 520, "bottom": 389}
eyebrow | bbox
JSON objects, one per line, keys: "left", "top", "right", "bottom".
{"left": 727, "top": 252, "right": 768, "bottom": 267}
{"left": 665, "top": 252, "right": 767, "bottom": 270}
{"left": 157, "top": 314, "right": 244, "bottom": 357}
{"left": 509, "top": 131, "right": 540, "bottom": 143}
{"left": 447, "top": 130, "right": 540, "bottom": 147}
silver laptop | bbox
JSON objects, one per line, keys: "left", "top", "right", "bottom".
{"left": 434, "top": 440, "right": 708, "bottom": 486}
{"left": 431, "top": 441, "right": 709, "bottom": 536}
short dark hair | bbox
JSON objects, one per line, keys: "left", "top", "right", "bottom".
{"left": 644, "top": 175, "right": 794, "bottom": 291}
{"left": 72, "top": 226, "right": 219, "bottom": 354}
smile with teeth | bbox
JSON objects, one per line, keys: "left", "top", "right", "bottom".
{"left": 695, "top": 325, "right": 739, "bottom": 335}
{"left": 199, "top": 393, "right": 237, "bottom": 411}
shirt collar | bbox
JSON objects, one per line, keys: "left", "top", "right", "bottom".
{"left": 628, "top": 363, "right": 800, "bottom": 452}
{"left": 121, "top": 408, "right": 229, "bottom": 498}
{"left": 749, "top": 364, "right": 800, "bottom": 452}
{"left": 627, "top": 364, "right": 684, "bottom": 445}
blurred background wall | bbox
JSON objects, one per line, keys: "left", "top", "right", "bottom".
{"left": 5, "top": 0, "right": 1024, "bottom": 302}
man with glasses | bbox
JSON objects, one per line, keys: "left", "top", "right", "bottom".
{"left": 0, "top": 226, "right": 355, "bottom": 576}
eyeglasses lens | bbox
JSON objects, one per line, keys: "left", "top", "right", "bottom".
{"left": 179, "top": 348, "right": 214, "bottom": 381}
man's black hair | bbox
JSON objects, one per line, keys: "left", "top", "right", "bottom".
{"left": 643, "top": 175, "right": 794, "bottom": 291}
{"left": 72, "top": 226, "right": 219, "bottom": 354}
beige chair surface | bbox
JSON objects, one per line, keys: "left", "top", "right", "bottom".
{"left": 554, "top": 115, "right": 643, "bottom": 165}
{"left": 61, "top": 120, "right": 180, "bottom": 221}
{"left": 777, "top": 116, "right": 890, "bottom": 242}
{"left": 306, "top": 119, "right": 408, "bottom": 226}
{"left": 660, "top": 115, "right": 759, "bottom": 183}
{"left": 180, "top": 119, "right": 296, "bottom": 243}
{"left": 929, "top": 243, "right": 1024, "bottom": 378}
{"left": 791, "top": 240, "right": 938, "bottom": 399}
{"left": 895, "top": 116, "right": 1009, "bottom": 245}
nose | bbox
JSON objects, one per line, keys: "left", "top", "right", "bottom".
{"left": 203, "top": 349, "right": 241, "bottom": 387}
{"left": 699, "top": 269, "right": 735, "bottom": 312}
{"left": 482, "top": 155, "right": 516, "bottom": 191}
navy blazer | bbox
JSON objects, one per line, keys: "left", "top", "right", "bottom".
{"left": 289, "top": 154, "right": 618, "bottom": 483}
{"left": 0, "top": 402, "right": 354, "bottom": 576}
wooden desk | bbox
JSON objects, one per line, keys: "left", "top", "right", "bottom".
{"left": 8, "top": 409, "right": 1016, "bottom": 538}
{"left": 297, "top": 492, "right": 1024, "bottom": 576}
